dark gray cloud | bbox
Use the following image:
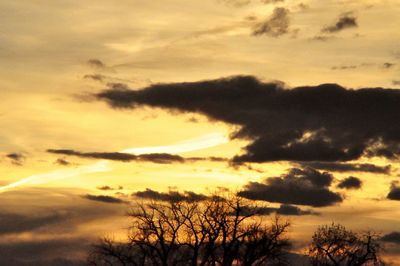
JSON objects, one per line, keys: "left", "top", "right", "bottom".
{"left": 6, "top": 153, "right": 25, "bottom": 165}
{"left": 137, "top": 153, "right": 185, "bottom": 164}
{"left": 55, "top": 158, "right": 71, "bottom": 166}
{"left": 331, "top": 63, "right": 396, "bottom": 71}
{"left": 82, "top": 194, "right": 127, "bottom": 204}
{"left": 133, "top": 188, "right": 208, "bottom": 202}
{"left": 97, "top": 185, "right": 123, "bottom": 191}
{"left": 94, "top": 75, "right": 400, "bottom": 164}
{"left": 106, "top": 82, "right": 130, "bottom": 90}
{"left": 187, "top": 156, "right": 228, "bottom": 162}
{"left": 322, "top": 14, "right": 358, "bottom": 33}
{"left": 266, "top": 204, "right": 319, "bottom": 216}
{"left": 261, "top": 0, "right": 284, "bottom": 4}
{"left": 383, "top": 62, "right": 395, "bottom": 69}
{"left": 83, "top": 73, "right": 106, "bottom": 82}
{"left": 239, "top": 204, "right": 318, "bottom": 216}
{"left": 48, "top": 149, "right": 226, "bottom": 164}
{"left": 191, "top": 7, "right": 291, "bottom": 39}
{"left": 48, "top": 149, "right": 138, "bottom": 161}
{"left": 275, "top": 204, "right": 319, "bottom": 216}
{"left": 310, "top": 35, "right": 336, "bottom": 42}
{"left": 299, "top": 162, "right": 391, "bottom": 174}
{"left": 331, "top": 65, "right": 358, "bottom": 70}
{"left": 381, "top": 232, "right": 400, "bottom": 244}
{"left": 97, "top": 185, "right": 113, "bottom": 191}
{"left": 387, "top": 182, "right": 400, "bottom": 200}
{"left": 47, "top": 149, "right": 184, "bottom": 164}
{"left": 238, "top": 168, "right": 342, "bottom": 207}
{"left": 337, "top": 176, "right": 362, "bottom": 190}
{"left": 87, "top": 59, "right": 106, "bottom": 69}
{"left": 83, "top": 74, "right": 136, "bottom": 84}
{"left": 252, "top": 7, "right": 290, "bottom": 37}
{"left": 86, "top": 59, "right": 115, "bottom": 73}
{"left": 393, "top": 80, "right": 400, "bottom": 86}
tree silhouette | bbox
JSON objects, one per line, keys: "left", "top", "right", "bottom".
{"left": 308, "top": 223, "right": 384, "bottom": 266}
{"left": 88, "top": 195, "right": 291, "bottom": 266}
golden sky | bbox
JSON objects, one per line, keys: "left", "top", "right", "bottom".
{"left": 1, "top": 0, "right": 400, "bottom": 264}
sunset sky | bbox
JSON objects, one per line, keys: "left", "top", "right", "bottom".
{"left": 1, "top": 0, "right": 400, "bottom": 265}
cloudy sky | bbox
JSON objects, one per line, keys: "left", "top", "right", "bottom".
{"left": 1, "top": 0, "right": 400, "bottom": 264}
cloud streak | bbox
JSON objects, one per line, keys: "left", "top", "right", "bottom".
{"left": 298, "top": 162, "right": 391, "bottom": 174}
{"left": 243, "top": 204, "right": 319, "bottom": 216}
{"left": 47, "top": 149, "right": 227, "bottom": 164}
{"left": 132, "top": 188, "right": 208, "bottom": 202}
{"left": 82, "top": 194, "right": 127, "bottom": 204}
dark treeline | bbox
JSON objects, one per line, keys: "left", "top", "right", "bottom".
{"left": 88, "top": 195, "right": 384, "bottom": 266}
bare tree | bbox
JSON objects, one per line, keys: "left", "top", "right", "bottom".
{"left": 308, "top": 223, "right": 384, "bottom": 266}
{"left": 88, "top": 194, "right": 291, "bottom": 266}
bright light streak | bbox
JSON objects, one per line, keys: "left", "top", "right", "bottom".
{"left": 0, "top": 133, "right": 228, "bottom": 193}
{"left": 122, "top": 133, "right": 229, "bottom": 154}
{"left": 0, "top": 161, "right": 110, "bottom": 192}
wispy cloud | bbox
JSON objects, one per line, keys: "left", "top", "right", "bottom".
{"left": 322, "top": 13, "right": 358, "bottom": 33}
{"left": 82, "top": 194, "right": 127, "bottom": 204}
{"left": 252, "top": 7, "right": 290, "bottom": 37}
{"left": 5, "top": 153, "right": 25, "bottom": 166}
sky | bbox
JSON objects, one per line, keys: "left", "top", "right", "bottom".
{"left": 1, "top": 0, "right": 400, "bottom": 264}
